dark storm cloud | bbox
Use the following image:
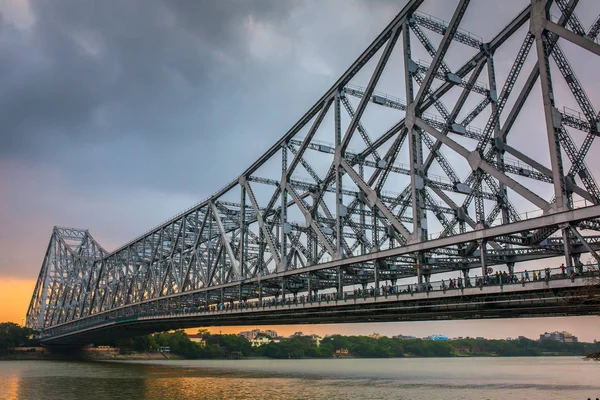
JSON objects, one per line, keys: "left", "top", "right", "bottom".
{"left": 0, "top": 0, "right": 287, "bottom": 150}
{"left": 0, "top": 0, "right": 324, "bottom": 199}
{"left": 0, "top": 0, "right": 406, "bottom": 279}
{"left": 0, "top": 0, "right": 402, "bottom": 196}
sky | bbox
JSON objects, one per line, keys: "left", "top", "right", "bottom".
{"left": 1, "top": 0, "right": 599, "bottom": 341}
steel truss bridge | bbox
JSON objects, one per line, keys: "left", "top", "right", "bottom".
{"left": 27, "top": 0, "right": 600, "bottom": 345}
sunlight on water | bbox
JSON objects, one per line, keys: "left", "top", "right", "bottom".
{"left": 1, "top": 357, "right": 600, "bottom": 400}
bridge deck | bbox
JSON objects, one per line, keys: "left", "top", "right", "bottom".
{"left": 42, "top": 272, "right": 600, "bottom": 345}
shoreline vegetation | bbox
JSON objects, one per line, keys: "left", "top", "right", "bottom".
{"left": 2, "top": 322, "right": 600, "bottom": 361}
{"left": 97, "top": 330, "right": 600, "bottom": 360}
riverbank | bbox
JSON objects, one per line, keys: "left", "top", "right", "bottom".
{"left": 1, "top": 350, "right": 592, "bottom": 361}
{"left": 0, "top": 349, "right": 184, "bottom": 361}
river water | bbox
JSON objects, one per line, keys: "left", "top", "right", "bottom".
{"left": 1, "top": 357, "right": 599, "bottom": 400}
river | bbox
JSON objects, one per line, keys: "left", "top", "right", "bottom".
{"left": 1, "top": 357, "right": 599, "bottom": 399}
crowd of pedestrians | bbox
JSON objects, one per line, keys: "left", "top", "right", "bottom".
{"left": 174, "top": 263, "right": 600, "bottom": 315}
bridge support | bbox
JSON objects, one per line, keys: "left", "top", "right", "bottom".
{"left": 562, "top": 228, "right": 573, "bottom": 268}
{"left": 507, "top": 262, "right": 515, "bottom": 276}
{"left": 480, "top": 239, "right": 488, "bottom": 276}
{"left": 374, "top": 262, "right": 380, "bottom": 294}
{"left": 337, "top": 267, "right": 342, "bottom": 299}
{"left": 462, "top": 269, "right": 469, "bottom": 285}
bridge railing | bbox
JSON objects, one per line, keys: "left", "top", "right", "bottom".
{"left": 192, "top": 265, "right": 599, "bottom": 312}
{"left": 40, "top": 264, "right": 600, "bottom": 339}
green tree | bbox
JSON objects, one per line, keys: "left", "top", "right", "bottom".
{"left": 0, "top": 322, "right": 37, "bottom": 353}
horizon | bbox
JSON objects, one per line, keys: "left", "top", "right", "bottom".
{"left": 2, "top": 0, "right": 600, "bottom": 345}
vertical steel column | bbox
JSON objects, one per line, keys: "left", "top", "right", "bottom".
{"left": 337, "top": 267, "right": 342, "bottom": 298}
{"left": 280, "top": 145, "right": 288, "bottom": 272}
{"left": 311, "top": 193, "right": 318, "bottom": 264}
{"left": 487, "top": 53, "right": 510, "bottom": 225}
{"left": 474, "top": 179, "right": 485, "bottom": 228}
{"left": 404, "top": 17, "right": 427, "bottom": 282}
{"left": 507, "top": 262, "right": 515, "bottom": 276}
{"left": 480, "top": 239, "right": 488, "bottom": 277}
{"left": 239, "top": 185, "right": 246, "bottom": 278}
{"left": 207, "top": 207, "right": 214, "bottom": 284}
{"left": 372, "top": 202, "right": 379, "bottom": 250}
{"left": 38, "top": 233, "right": 55, "bottom": 330}
{"left": 359, "top": 164, "right": 366, "bottom": 256}
{"left": 335, "top": 92, "right": 344, "bottom": 260}
{"left": 179, "top": 218, "right": 186, "bottom": 291}
{"left": 562, "top": 226, "right": 573, "bottom": 268}
{"left": 258, "top": 228, "right": 265, "bottom": 275}
{"left": 532, "top": 0, "right": 568, "bottom": 211}
{"left": 532, "top": 0, "right": 571, "bottom": 270}
{"left": 405, "top": 17, "right": 426, "bottom": 243}
{"left": 374, "top": 262, "right": 379, "bottom": 297}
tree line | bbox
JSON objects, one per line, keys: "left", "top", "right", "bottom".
{"left": 103, "top": 330, "right": 600, "bottom": 360}
{"left": 0, "top": 322, "right": 38, "bottom": 353}
{"left": 2, "top": 321, "right": 598, "bottom": 360}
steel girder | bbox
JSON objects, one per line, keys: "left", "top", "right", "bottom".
{"left": 26, "top": 0, "right": 600, "bottom": 333}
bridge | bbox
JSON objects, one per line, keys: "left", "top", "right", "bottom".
{"left": 26, "top": 0, "right": 600, "bottom": 345}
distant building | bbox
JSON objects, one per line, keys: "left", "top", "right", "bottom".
{"left": 272, "top": 336, "right": 284, "bottom": 343}
{"left": 291, "top": 331, "right": 304, "bottom": 338}
{"left": 186, "top": 334, "right": 206, "bottom": 347}
{"left": 506, "top": 336, "right": 528, "bottom": 341}
{"left": 393, "top": 334, "right": 416, "bottom": 340}
{"left": 263, "top": 330, "right": 278, "bottom": 338}
{"left": 427, "top": 334, "right": 448, "bottom": 341}
{"left": 368, "top": 332, "right": 381, "bottom": 340}
{"left": 238, "top": 329, "right": 262, "bottom": 341}
{"left": 539, "top": 331, "right": 578, "bottom": 343}
{"left": 250, "top": 336, "right": 272, "bottom": 347}
{"left": 335, "top": 348, "right": 349, "bottom": 355}
{"left": 309, "top": 334, "right": 322, "bottom": 347}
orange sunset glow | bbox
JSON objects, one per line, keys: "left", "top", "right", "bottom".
{"left": 0, "top": 279, "right": 36, "bottom": 324}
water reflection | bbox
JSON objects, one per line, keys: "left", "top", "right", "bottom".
{"left": 1, "top": 358, "right": 599, "bottom": 400}
{"left": 2, "top": 377, "right": 19, "bottom": 400}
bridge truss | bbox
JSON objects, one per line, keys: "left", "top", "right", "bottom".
{"left": 27, "top": 0, "right": 600, "bottom": 335}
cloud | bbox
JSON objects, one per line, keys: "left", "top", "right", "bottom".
{"left": 0, "top": 0, "right": 407, "bottom": 279}
{"left": 1, "top": 0, "right": 598, "bottom": 278}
